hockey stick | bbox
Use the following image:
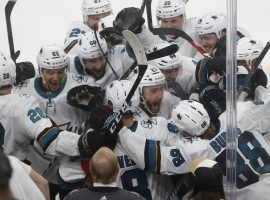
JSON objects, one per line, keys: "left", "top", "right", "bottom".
{"left": 120, "top": 43, "right": 179, "bottom": 80}
{"left": 5, "top": 0, "right": 20, "bottom": 61}
{"left": 237, "top": 41, "right": 270, "bottom": 97}
{"left": 144, "top": 0, "right": 207, "bottom": 56}
{"left": 64, "top": 39, "right": 78, "bottom": 54}
{"left": 106, "top": 30, "right": 148, "bottom": 134}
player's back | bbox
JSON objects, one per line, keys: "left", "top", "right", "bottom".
{"left": 115, "top": 143, "right": 176, "bottom": 200}
{"left": 116, "top": 116, "right": 179, "bottom": 200}
{"left": 208, "top": 87, "right": 270, "bottom": 199}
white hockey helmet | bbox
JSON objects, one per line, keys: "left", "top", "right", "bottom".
{"left": 171, "top": 100, "right": 210, "bottom": 136}
{"left": 196, "top": 12, "right": 226, "bottom": 39}
{"left": 128, "top": 64, "right": 165, "bottom": 95}
{"left": 152, "top": 53, "right": 182, "bottom": 71}
{"left": 0, "top": 51, "right": 16, "bottom": 87}
{"left": 105, "top": 80, "right": 140, "bottom": 113}
{"left": 37, "top": 44, "right": 69, "bottom": 71}
{"left": 139, "top": 65, "right": 165, "bottom": 92}
{"left": 156, "top": 0, "right": 186, "bottom": 19}
{"left": 237, "top": 37, "right": 263, "bottom": 64}
{"left": 78, "top": 31, "right": 108, "bottom": 61}
{"left": 82, "top": 0, "right": 112, "bottom": 16}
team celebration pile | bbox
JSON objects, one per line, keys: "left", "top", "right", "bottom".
{"left": 1, "top": 0, "right": 270, "bottom": 200}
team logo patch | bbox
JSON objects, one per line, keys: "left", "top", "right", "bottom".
{"left": 141, "top": 118, "right": 157, "bottom": 129}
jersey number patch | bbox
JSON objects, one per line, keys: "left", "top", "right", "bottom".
{"left": 27, "top": 107, "right": 46, "bottom": 123}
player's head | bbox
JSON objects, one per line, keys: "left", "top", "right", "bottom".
{"left": 104, "top": 80, "right": 140, "bottom": 114}
{"left": 130, "top": 64, "right": 165, "bottom": 115}
{"left": 37, "top": 44, "right": 69, "bottom": 92}
{"left": 82, "top": 0, "right": 112, "bottom": 29}
{"left": 152, "top": 53, "right": 182, "bottom": 87}
{"left": 156, "top": 0, "right": 186, "bottom": 36}
{"left": 196, "top": 12, "right": 226, "bottom": 54}
{"left": 0, "top": 51, "right": 16, "bottom": 90}
{"left": 237, "top": 36, "right": 263, "bottom": 69}
{"left": 171, "top": 100, "right": 210, "bottom": 137}
{"left": 78, "top": 31, "right": 108, "bottom": 79}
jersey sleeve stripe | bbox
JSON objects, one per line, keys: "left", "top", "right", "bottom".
{"left": 36, "top": 127, "right": 60, "bottom": 151}
{"left": 144, "top": 139, "right": 161, "bottom": 174}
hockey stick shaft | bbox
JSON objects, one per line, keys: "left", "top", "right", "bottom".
{"left": 107, "top": 30, "right": 147, "bottom": 133}
{"left": 5, "top": 0, "right": 18, "bottom": 61}
{"left": 238, "top": 41, "right": 270, "bottom": 97}
{"left": 64, "top": 39, "right": 78, "bottom": 54}
{"left": 145, "top": 0, "right": 207, "bottom": 56}
{"left": 93, "top": 28, "right": 119, "bottom": 79}
{"left": 120, "top": 43, "right": 178, "bottom": 80}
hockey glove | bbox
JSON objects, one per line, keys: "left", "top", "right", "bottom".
{"left": 67, "top": 85, "right": 104, "bottom": 111}
{"left": 206, "top": 56, "right": 226, "bottom": 76}
{"left": 250, "top": 68, "right": 268, "bottom": 92}
{"left": 15, "top": 61, "right": 35, "bottom": 84}
{"left": 199, "top": 85, "right": 226, "bottom": 106}
{"left": 81, "top": 105, "right": 113, "bottom": 132}
{"left": 113, "top": 7, "right": 145, "bottom": 34}
{"left": 78, "top": 128, "right": 118, "bottom": 158}
{"left": 100, "top": 27, "right": 123, "bottom": 46}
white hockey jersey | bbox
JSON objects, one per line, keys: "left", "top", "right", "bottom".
{"left": 63, "top": 21, "right": 92, "bottom": 55}
{"left": 69, "top": 45, "right": 133, "bottom": 89}
{"left": 13, "top": 73, "right": 95, "bottom": 133}
{"left": 0, "top": 93, "right": 80, "bottom": 160}
{"left": 119, "top": 86, "right": 270, "bottom": 200}
{"left": 63, "top": 16, "right": 114, "bottom": 55}
{"left": 115, "top": 117, "right": 179, "bottom": 200}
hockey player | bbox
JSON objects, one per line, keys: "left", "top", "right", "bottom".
{"left": 129, "top": 65, "right": 180, "bottom": 120}
{"left": 195, "top": 11, "right": 226, "bottom": 57}
{"left": 118, "top": 86, "right": 270, "bottom": 200}
{"left": 0, "top": 51, "right": 116, "bottom": 164}
{"left": 12, "top": 45, "right": 108, "bottom": 198}
{"left": 103, "top": 79, "right": 177, "bottom": 200}
{"left": 155, "top": 0, "right": 201, "bottom": 58}
{"left": 69, "top": 31, "right": 133, "bottom": 89}
{"left": 152, "top": 52, "right": 197, "bottom": 98}
{"left": 13, "top": 44, "right": 98, "bottom": 134}
{"left": 63, "top": 0, "right": 112, "bottom": 54}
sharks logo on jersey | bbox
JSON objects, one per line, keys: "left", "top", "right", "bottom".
{"left": 140, "top": 118, "right": 157, "bottom": 129}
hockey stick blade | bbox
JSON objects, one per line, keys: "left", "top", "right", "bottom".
{"left": 145, "top": 0, "right": 207, "bottom": 57}
{"left": 106, "top": 30, "right": 147, "bottom": 134}
{"left": 120, "top": 43, "right": 178, "bottom": 80}
{"left": 5, "top": 0, "right": 18, "bottom": 61}
{"left": 238, "top": 41, "right": 270, "bottom": 97}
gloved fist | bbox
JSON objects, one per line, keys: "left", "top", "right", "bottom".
{"left": 78, "top": 128, "right": 118, "bottom": 158}
{"left": 81, "top": 105, "right": 113, "bottom": 132}
{"left": 199, "top": 85, "right": 226, "bottom": 105}
{"left": 100, "top": 27, "right": 124, "bottom": 46}
{"left": 250, "top": 68, "right": 268, "bottom": 92}
{"left": 67, "top": 85, "right": 104, "bottom": 111}
{"left": 113, "top": 7, "right": 145, "bottom": 34}
{"left": 206, "top": 56, "right": 226, "bottom": 75}
{"left": 15, "top": 61, "right": 35, "bottom": 84}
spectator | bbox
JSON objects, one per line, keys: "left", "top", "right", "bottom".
{"left": 64, "top": 147, "right": 145, "bottom": 200}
